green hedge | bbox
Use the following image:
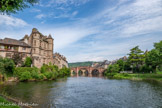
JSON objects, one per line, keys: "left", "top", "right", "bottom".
{"left": 14, "top": 65, "right": 71, "bottom": 81}
{"left": 14, "top": 67, "right": 39, "bottom": 81}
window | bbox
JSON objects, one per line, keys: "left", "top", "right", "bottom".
{"left": 33, "top": 49, "right": 36, "bottom": 53}
{"left": 22, "top": 53, "right": 26, "bottom": 57}
{"left": 14, "top": 47, "right": 18, "bottom": 51}
{"left": 34, "top": 40, "right": 36, "bottom": 46}
{"left": 0, "top": 45, "right": 4, "bottom": 49}
{"left": 23, "top": 47, "right": 26, "bottom": 50}
{"left": 6, "top": 53, "right": 11, "bottom": 58}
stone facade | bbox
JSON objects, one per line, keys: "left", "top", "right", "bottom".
{"left": 0, "top": 28, "right": 68, "bottom": 68}
{"left": 92, "top": 60, "right": 109, "bottom": 69}
{"left": 53, "top": 53, "right": 68, "bottom": 69}
{"left": 20, "top": 28, "right": 54, "bottom": 68}
{"left": 0, "top": 38, "right": 31, "bottom": 60}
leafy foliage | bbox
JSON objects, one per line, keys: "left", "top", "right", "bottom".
{"left": 19, "top": 71, "right": 32, "bottom": 81}
{"left": 0, "top": 96, "right": 20, "bottom": 108}
{"left": 0, "top": 57, "right": 15, "bottom": 74}
{"left": 105, "top": 40, "right": 162, "bottom": 75}
{"left": 14, "top": 64, "right": 71, "bottom": 81}
{"left": 116, "top": 59, "right": 125, "bottom": 71}
{"left": 59, "top": 67, "right": 70, "bottom": 77}
{"left": 0, "top": 0, "right": 39, "bottom": 14}
{"left": 14, "top": 67, "right": 39, "bottom": 81}
{"left": 106, "top": 64, "right": 120, "bottom": 73}
{"left": 24, "top": 57, "right": 32, "bottom": 67}
{"left": 12, "top": 52, "right": 23, "bottom": 66}
{"left": 128, "top": 46, "right": 145, "bottom": 72}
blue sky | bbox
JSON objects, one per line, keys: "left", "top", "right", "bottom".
{"left": 0, "top": 0, "right": 162, "bottom": 62}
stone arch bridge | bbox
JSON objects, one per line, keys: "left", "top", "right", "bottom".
{"left": 70, "top": 66, "right": 106, "bottom": 75}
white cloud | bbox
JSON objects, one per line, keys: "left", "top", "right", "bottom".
{"left": 99, "top": 0, "right": 162, "bottom": 38}
{"left": 72, "top": 11, "right": 78, "bottom": 16}
{"left": 121, "top": 16, "right": 162, "bottom": 37}
{"left": 1, "top": 0, "right": 162, "bottom": 63}
{"left": 30, "top": 8, "right": 41, "bottom": 12}
{"left": 46, "top": 0, "right": 90, "bottom": 7}
{"left": 35, "top": 14, "right": 46, "bottom": 19}
{"left": 39, "top": 25, "right": 99, "bottom": 50}
{"left": 0, "top": 15, "right": 28, "bottom": 27}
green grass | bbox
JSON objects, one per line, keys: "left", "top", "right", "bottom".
{"left": 106, "top": 73, "right": 162, "bottom": 81}
{"left": 0, "top": 96, "right": 20, "bottom": 108}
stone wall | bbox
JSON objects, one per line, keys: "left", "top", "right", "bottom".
{"left": 53, "top": 53, "right": 68, "bottom": 69}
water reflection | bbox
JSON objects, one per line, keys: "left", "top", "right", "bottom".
{"left": 0, "top": 76, "right": 162, "bottom": 108}
{"left": 71, "top": 73, "right": 104, "bottom": 78}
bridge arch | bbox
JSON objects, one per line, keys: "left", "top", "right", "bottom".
{"left": 79, "top": 68, "right": 89, "bottom": 74}
{"left": 91, "top": 69, "right": 99, "bottom": 75}
{"left": 70, "top": 66, "right": 106, "bottom": 75}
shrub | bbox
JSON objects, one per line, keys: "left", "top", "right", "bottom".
{"left": 41, "top": 65, "right": 60, "bottom": 79}
{"left": 19, "top": 71, "right": 32, "bottom": 81}
{"left": 38, "top": 74, "right": 45, "bottom": 80}
{"left": 14, "top": 67, "right": 39, "bottom": 80}
{"left": 59, "top": 67, "right": 70, "bottom": 77}
{"left": 0, "top": 57, "right": 15, "bottom": 74}
{"left": 24, "top": 57, "right": 32, "bottom": 67}
{"left": 43, "top": 72, "right": 53, "bottom": 79}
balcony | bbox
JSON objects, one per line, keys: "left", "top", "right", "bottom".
{"left": 0, "top": 45, "right": 19, "bottom": 52}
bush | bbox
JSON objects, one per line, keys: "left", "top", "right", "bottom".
{"left": 106, "top": 64, "right": 120, "bottom": 74}
{"left": 24, "top": 57, "right": 32, "bottom": 67}
{"left": 0, "top": 57, "right": 15, "bottom": 74}
{"left": 14, "top": 64, "right": 70, "bottom": 81}
{"left": 41, "top": 65, "right": 59, "bottom": 79}
{"left": 38, "top": 74, "right": 45, "bottom": 80}
{"left": 14, "top": 67, "right": 39, "bottom": 80}
{"left": 19, "top": 71, "right": 32, "bottom": 81}
{"left": 59, "top": 67, "right": 70, "bottom": 77}
{"left": 43, "top": 72, "right": 53, "bottom": 79}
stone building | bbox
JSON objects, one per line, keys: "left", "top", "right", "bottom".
{"left": 20, "top": 28, "right": 54, "bottom": 68}
{"left": 92, "top": 60, "right": 109, "bottom": 69}
{"left": 0, "top": 28, "right": 68, "bottom": 68}
{"left": 53, "top": 52, "right": 68, "bottom": 69}
{"left": 0, "top": 38, "right": 31, "bottom": 60}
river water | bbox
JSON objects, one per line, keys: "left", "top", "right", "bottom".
{"left": 0, "top": 76, "right": 162, "bottom": 108}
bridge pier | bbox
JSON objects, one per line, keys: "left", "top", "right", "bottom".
{"left": 70, "top": 66, "right": 105, "bottom": 75}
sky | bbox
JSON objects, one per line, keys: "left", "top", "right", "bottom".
{"left": 0, "top": 0, "right": 162, "bottom": 63}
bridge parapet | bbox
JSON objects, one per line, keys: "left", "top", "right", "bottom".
{"left": 70, "top": 66, "right": 105, "bottom": 75}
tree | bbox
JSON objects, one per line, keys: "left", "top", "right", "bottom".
{"left": 145, "top": 41, "right": 162, "bottom": 72}
{"left": 0, "top": 0, "right": 39, "bottom": 14}
{"left": 0, "top": 57, "right": 5, "bottom": 74}
{"left": 154, "top": 40, "right": 162, "bottom": 71}
{"left": 124, "top": 60, "right": 131, "bottom": 71}
{"left": 128, "top": 46, "right": 145, "bottom": 73}
{"left": 12, "top": 52, "right": 23, "bottom": 66}
{"left": 24, "top": 57, "right": 32, "bottom": 67}
{"left": 106, "top": 64, "right": 120, "bottom": 73}
{"left": 117, "top": 59, "right": 125, "bottom": 71}
{"left": 3, "top": 58, "right": 15, "bottom": 74}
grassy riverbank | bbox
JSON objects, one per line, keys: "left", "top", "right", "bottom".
{"left": 105, "top": 72, "right": 162, "bottom": 81}
{"left": 0, "top": 96, "right": 20, "bottom": 108}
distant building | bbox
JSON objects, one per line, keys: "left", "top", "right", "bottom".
{"left": 0, "top": 28, "right": 68, "bottom": 68}
{"left": 92, "top": 60, "right": 109, "bottom": 69}
{"left": 108, "top": 56, "right": 128, "bottom": 65}
{"left": 53, "top": 53, "right": 68, "bottom": 69}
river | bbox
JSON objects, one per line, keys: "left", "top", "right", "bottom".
{"left": 0, "top": 75, "right": 162, "bottom": 108}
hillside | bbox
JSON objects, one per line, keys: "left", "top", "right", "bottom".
{"left": 68, "top": 61, "right": 94, "bottom": 67}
